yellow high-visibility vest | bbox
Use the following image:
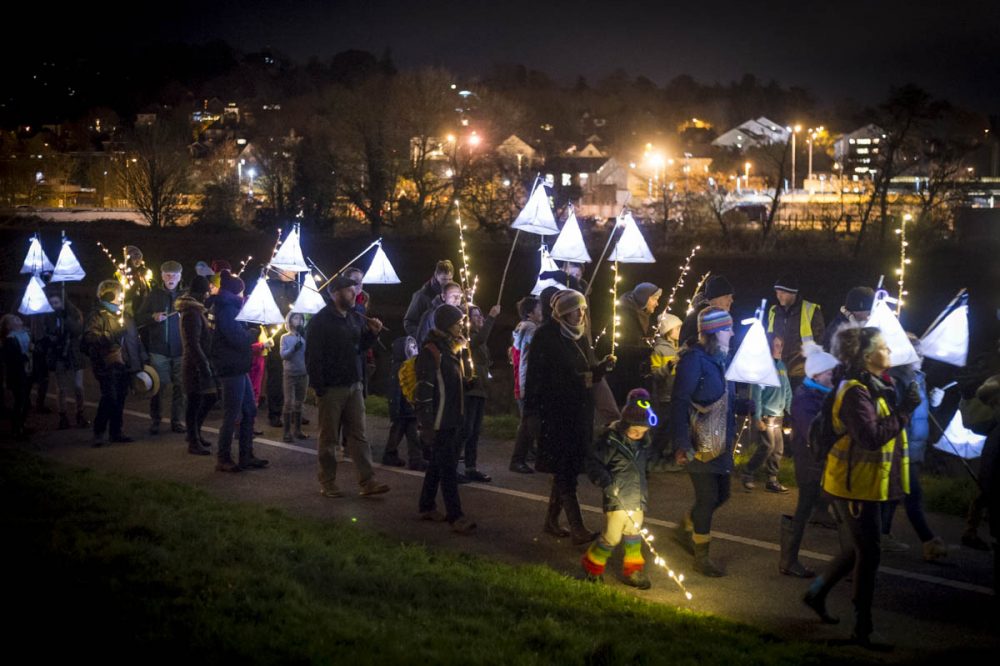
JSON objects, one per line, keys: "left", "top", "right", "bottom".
{"left": 822, "top": 379, "right": 910, "bottom": 501}
{"left": 768, "top": 300, "right": 819, "bottom": 344}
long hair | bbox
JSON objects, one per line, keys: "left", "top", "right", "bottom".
{"left": 833, "top": 326, "right": 883, "bottom": 373}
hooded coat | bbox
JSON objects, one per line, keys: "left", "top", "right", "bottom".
{"left": 607, "top": 285, "right": 658, "bottom": 404}
{"left": 83, "top": 303, "right": 126, "bottom": 375}
{"left": 176, "top": 291, "right": 214, "bottom": 393}
{"left": 209, "top": 290, "right": 252, "bottom": 378}
{"left": 587, "top": 423, "right": 651, "bottom": 512}
{"left": 414, "top": 329, "right": 466, "bottom": 432}
{"left": 404, "top": 279, "right": 442, "bottom": 337}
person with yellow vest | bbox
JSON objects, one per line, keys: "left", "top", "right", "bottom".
{"left": 802, "top": 326, "right": 920, "bottom": 651}
{"left": 768, "top": 276, "right": 825, "bottom": 388}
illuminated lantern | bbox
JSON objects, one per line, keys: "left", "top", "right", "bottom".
{"left": 20, "top": 235, "right": 54, "bottom": 274}
{"left": 866, "top": 297, "right": 919, "bottom": 367}
{"left": 725, "top": 318, "right": 780, "bottom": 387}
{"left": 49, "top": 238, "right": 87, "bottom": 283}
{"left": 269, "top": 225, "right": 310, "bottom": 272}
{"left": 530, "top": 245, "right": 564, "bottom": 296}
{"left": 236, "top": 277, "right": 285, "bottom": 325}
{"left": 932, "top": 410, "right": 986, "bottom": 459}
{"left": 608, "top": 212, "right": 655, "bottom": 263}
{"left": 511, "top": 180, "right": 559, "bottom": 235}
{"left": 363, "top": 244, "right": 401, "bottom": 284}
{"left": 291, "top": 273, "right": 327, "bottom": 315}
{"left": 550, "top": 207, "right": 591, "bottom": 263}
{"left": 18, "top": 275, "right": 54, "bottom": 315}
{"left": 920, "top": 304, "right": 968, "bottom": 368}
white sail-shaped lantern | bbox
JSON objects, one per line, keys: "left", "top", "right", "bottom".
{"left": 511, "top": 181, "right": 559, "bottom": 235}
{"left": 866, "top": 297, "right": 919, "bottom": 367}
{"left": 550, "top": 208, "right": 591, "bottom": 263}
{"left": 269, "top": 226, "right": 310, "bottom": 272}
{"left": 608, "top": 212, "right": 655, "bottom": 263}
{"left": 20, "top": 235, "right": 54, "bottom": 274}
{"left": 932, "top": 410, "right": 986, "bottom": 459}
{"left": 726, "top": 318, "right": 780, "bottom": 387}
{"left": 49, "top": 239, "right": 87, "bottom": 283}
{"left": 363, "top": 244, "right": 401, "bottom": 284}
{"left": 292, "top": 273, "right": 327, "bottom": 315}
{"left": 921, "top": 304, "right": 968, "bottom": 367}
{"left": 18, "top": 275, "right": 54, "bottom": 315}
{"left": 236, "top": 277, "right": 285, "bottom": 325}
{"left": 531, "top": 246, "right": 564, "bottom": 296}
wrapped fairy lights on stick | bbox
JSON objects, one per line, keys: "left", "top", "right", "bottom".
{"left": 610, "top": 261, "right": 622, "bottom": 355}
{"left": 613, "top": 486, "right": 693, "bottom": 600}
{"left": 454, "top": 199, "right": 476, "bottom": 375}
{"left": 894, "top": 213, "right": 911, "bottom": 316}
{"left": 236, "top": 255, "right": 253, "bottom": 277}
{"left": 686, "top": 271, "right": 711, "bottom": 315}
{"left": 665, "top": 245, "right": 700, "bottom": 315}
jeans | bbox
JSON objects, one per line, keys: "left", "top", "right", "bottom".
{"left": 746, "top": 416, "right": 784, "bottom": 480}
{"left": 419, "top": 427, "right": 464, "bottom": 522}
{"left": 185, "top": 390, "right": 217, "bottom": 443}
{"left": 266, "top": 351, "right": 284, "bottom": 420}
{"left": 881, "top": 462, "right": 934, "bottom": 542}
{"left": 689, "top": 472, "right": 732, "bottom": 535}
{"left": 282, "top": 374, "right": 308, "bottom": 415}
{"left": 462, "top": 395, "right": 486, "bottom": 470}
{"left": 93, "top": 367, "right": 129, "bottom": 439}
{"left": 510, "top": 399, "right": 538, "bottom": 465}
{"left": 385, "top": 418, "right": 422, "bottom": 464}
{"left": 149, "top": 352, "right": 185, "bottom": 425}
{"left": 216, "top": 374, "right": 256, "bottom": 463}
{"left": 316, "top": 383, "right": 374, "bottom": 489}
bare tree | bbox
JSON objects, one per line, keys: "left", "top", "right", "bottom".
{"left": 744, "top": 140, "right": 790, "bottom": 245}
{"left": 117, "top": 120, "right": 190, "bottom": 227}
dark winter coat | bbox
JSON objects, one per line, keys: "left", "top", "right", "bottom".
{"left": 2, "top": 335, "right": 30, "bottom": 386}
{"left": 414, "top": 329, "right": 466, "bottom": 432}
{"left": 415, "top": 295, "right": 446, "bottom": 345}
{"left": 136, "top": 285, "right": 183, "bottom": 358}
{"left": 305, "top": 303, "right": 377, "bottom": 392}
{"left": 466, "top": 315, "right": 496, "bottom": 399}
{"left": 404, "top": 279, "right": 442, "bottom": 337}
{"left": 670, "top": 344, "right": 739, "bottom": 475}
{"left": 790, "top": 378, "right": 831, "bottom": 484}
{"left": 587, "top": 423, "right": 651, "bottom": 512}
{"left": 388, "top": 337, "right": 415, "bottom": 421}
{"left": 121, "top": 316, "right": 146, "bottom": 373}
{"left": 209, "top": 290, "right": 251, "bottom": 378}
{"left": 607, "top": 294, "right": 653, "bottom": 404}
{"left": 83, "top": 303, "right": 126, "bottom": 376}
{"left": 41, "top": 302, "right": 84, "bottom": 371}
{"left": 768, "top": 299, "right": 826, "bottom": 381}
{"left": 524, "top": 321, "right": 607, "bottom": 476}
{"left": 176, "top": 292, "right": 214, "bottom": 393}
{"left": 678, "top": 298, "right": 709, "bottom": 348}
{"left": 822, "top": 311, "right": 853, "bottom": 352}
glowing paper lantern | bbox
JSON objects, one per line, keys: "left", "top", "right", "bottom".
{"left": 20, "top": 236, "right": 54, "bottom": 274}
{"left": 921, "top": 304, "right": 968, "bottom": 368}
{"left": 550, "top": 209, "right": 592, "bottom": 263}
{"left": 531, "top": 246, "right": 564, "bottom": 296}
{"left": 932, "top": 410, "right": 986, "bottom": 459}
{"left": 269, "top": 226, "right": 310, "bottom": 272}
{"left": 291, "top": 273, "right": 327, "bottom": 315}
{"left": 726, "top": 319, "right": 780, "bottom": 387}
{"left": 608, "top": 213, "right": 655, "bottom": 263}
{"left": 363, "top": 245, "right": 401, "bottom": 284}
{"left": 866, "top": 297, "right": 919, "bottom": 367}
{"left": 49, "top": 239, "right": 86, "bottom": 283}
{"left": 511, "top": 181, "right": 559, "bottom": 235}
{"left": 236, "top": 277, "right": 285, "bottom": 325}
{"left": 18, "top": 275, "right": 54, "bottom": 315}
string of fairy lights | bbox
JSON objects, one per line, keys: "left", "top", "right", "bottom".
{"left": 620, "top": 507, "right": 693, "bottom": 600}
{"left": 895, "top": 213, "right": 911, "bottom": 315}
{"left": 686, "top": 271, "right": 712, "bottom": 314}
{"left": 609, "top": 260, "right": 621, "bottom": 356}
{"left": 665, "top": 245, "right": 700, "bottom": 315}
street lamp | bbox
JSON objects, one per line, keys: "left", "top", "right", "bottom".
{"left": 247, "top": 167, "right": 256, "bottom": 198}
{"left": 744, "top": 161, "right": 751, "bottom": 189}
{"left": 787, "top": 125, "right": 802, "bottom": 191}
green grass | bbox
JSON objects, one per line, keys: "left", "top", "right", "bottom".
{"left": 0, "top": 448, "right": 858, "bottom": 665}
{"left": 366, "top": 394, "right": 521, "bottom": 440}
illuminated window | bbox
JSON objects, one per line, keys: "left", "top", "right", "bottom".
{"left": 579, "top": 173, "right": 589, "bottom": 185}
{"left": 857, "top": 138, "right": 871, "bottom": 145}
{"left": 562, "top": 173, "right": 572, "bottom": 186}
{"left": 856, "top": 148, "right": 869, "bottom": 154}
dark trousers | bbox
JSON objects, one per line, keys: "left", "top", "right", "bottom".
{"left": 185, "top": 390, "right": 218, "bottom": 444}
{"left": 746, "top": 417, "right": 784, "bottom": 480}
{"left": 650, "top": 400, "right": 672, "bottom": 459}
{"left": 217, "top": 374, "right": 256, "bottom": 464}
{"left": 510, "top": 399, "right": 538, "bottom": 465}
{"left": 419, "top": 427, "right": 464, "bottom": 522}
{"left": 791, "top": 457, "right": 824, "bottom": 548}
{"left": 8, "top": 377, "right": 30, "bottom": 435}
{"left": 689, "top": 471, "right": 732, "bottom": 535}
{"left": 462, "top": 395, "right": 486, "bottom": 470}
{"left": 94, "top": 368, "right": 129, "bottom": 439}
{"left": 385, "top": 417, "right": 422, "bottom": 464}
{"left": 265, "top": 351, "right": 284, "bottom": 420}
{"left": 881, "top": 462, "right": 934, "bottom": 542}
{"left": 815, "top": 499, "right": 882, "bottom": 634}
{"left": 149, "top": 353, "right": 185, "bottom": 425}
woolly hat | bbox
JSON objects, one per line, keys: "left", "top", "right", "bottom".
{"left": 540, "top": 285, "right": 561, "bottom": 320}
{"left": 219, "top": 271, "right": 245, "bottom": 296}
{"left": 621, "top": 388, "right": 655, "bottom": 427}
{"left": 435, "top": 304, "right": 465, "bottom": 332}
{"left": 96, "top": 279, "right": 123, "bottom": 301}
{"left": 125, "top": 245, "right": 142, "bottom": 260}
{"left": 657, "top": 312, "right": 683, "bottom": 336}
{"left": 705, "top": 275, "right": 734, "bottom": 300}
{"left": 195, "top": 261, "right": 215, "bottom": 277}
{"left": 845, "top": 286, "right": 875, "bottom": 312}
{"left": 631, "top": 282, "right": 662, "bottom": 304}
{"left": 160, "top": 260, "right": 182, "bottom": 274}
{"left": 551, "top": 289, "right": 587, "bottom": 318}
{"left": 188, "top": 275, "right": 210, "bottom": 298}
{"left": 211, "top": 259, "right": 232, "bottom": 274}
{"left": 773, "top": 276, "right": 798, "bottom": 293}
{"left": 803, "top": 341, "right": 839, "bottom": 378}
{"left": 698, "top": 306, "right": 733, "bottom": 335}
{"left": 327, "top": 275, "right": 358, "bottom": 293}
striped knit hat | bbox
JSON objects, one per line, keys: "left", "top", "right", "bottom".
{"left": 698, "top": 306, "right": 733, "bottom": 335}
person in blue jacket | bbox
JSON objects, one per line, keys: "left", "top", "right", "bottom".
{"left": 743, "top": 334, "right": 794, "bottom": 493}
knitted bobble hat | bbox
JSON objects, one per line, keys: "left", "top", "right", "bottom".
{"left": 621, "top": 388, "right": 655, "bottom": 426}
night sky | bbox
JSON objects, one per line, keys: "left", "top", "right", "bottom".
{"left": 16, "top": 0, "right": 1000, "bottom": 111}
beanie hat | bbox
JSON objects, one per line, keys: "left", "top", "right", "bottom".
{"left": 657, "top": 312, "right": 683, "bottom": 336}
{"left": 803, "top": 341, "right": 839, "bottom": 378}
{"left": 621, "top": 388, "right": 656, "bottom": 427}
{"left": 551, "top": 289, "right": 587, "bottom": 318}
{"left": 219, "top": 271, "right": 245, "bottom": 296}
{"left": 435, "top": 304, "right": 465, "bottom": 332}
{"left": 211, "top": 259, "right": 232, "bottom": 274}
{"left": 705, "top": 275, "right": 734, "bottom": 300}
{"left": 845, "top": 286, "right": 875, "bottom": 312}
{"left": 195, "top": 261, "right": 215, "bottom": 277}
{"left": 189, "top": 275, "right": 210, "bottom": 298}
{"left": 631, "top": 282, "right": 662, "bottom": 304}
{"left": 125, "top": 245, "right": 142, "bottom": 260}
{"left": 698, "top": 306, "right": 733, "bottom": 335}
{"left": 773, "top": 276, "right": 798, "bottom": 293}
{"left": 327, "top": 275, "right": 358, "bottom": 293}
{"left": 160, "top": 260, "right": 182, "bottom": 274}
{"left": 540, "top": 285, "right": 561, "bottom": 320}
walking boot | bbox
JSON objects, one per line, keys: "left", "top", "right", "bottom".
{"left": 802, "top": 579, "right": 839, "bottom": 624}
{"left": 779, "top": 514, "right": 815, "bottom": 578}
{"left": 693, "top": 538, "right": 725, "bottom": 577}
{"left": 561, "top": 492, "right": 598, "bottom": 545}
{"left": 282, "top": 414, "right": 293, "bottom": 443}
{"left": 293, "top": 411, "right": 308, "bottom": 439}
{"left": 187, "top": 438, "right": 211, "bottom": 456}
{"left": 543, "top": 486, "right": 570, "bottom": 538}
{"left": 851, "top": 610, "right": 893, "bottom": 651}
{"left": 672, "top": 513, "right": 695, "bottom": 555}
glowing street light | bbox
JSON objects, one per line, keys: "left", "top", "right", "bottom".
{"left": 744, "top": 161, "right": 751, "bottom": 188}
{"left": 786, "top": 125, "right": 802, "bottom": 191}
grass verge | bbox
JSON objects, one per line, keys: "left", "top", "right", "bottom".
{"left": 1, "top": 448, "right": 856, "bottom": 665}
{"left": 366, "top": 394, "right": 520, "bottom": 440}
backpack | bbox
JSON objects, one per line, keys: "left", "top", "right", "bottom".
{"left": 807, "top": 389, "right": 840, "bottom": 465}
{"left": 398, "top": 343, "right": 441, "bottom": 404}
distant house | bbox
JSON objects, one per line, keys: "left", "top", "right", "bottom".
{"left": 573, "top": 157, "right": 643, "bottom": 219}
{"left": 833, "top": 124, "right": 886, "bottom": 178}
{"left": 711, "top": 117, "right": 790, "bottom": 151}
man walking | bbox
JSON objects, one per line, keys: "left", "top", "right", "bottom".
{"left": 767, "top": 276, "right": 825, "bottom": 388}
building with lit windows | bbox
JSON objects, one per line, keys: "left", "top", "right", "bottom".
{"left": 833, "top": 124, "right": 886, "bottom": 178}
{"left": 711, "top": 117, "right": 790, "bottom": 151}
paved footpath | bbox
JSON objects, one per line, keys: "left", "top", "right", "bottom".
{"left": 23, "top": 390, "right": 999, "bottom": 662}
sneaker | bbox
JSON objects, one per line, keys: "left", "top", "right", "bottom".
{"left": 880, "top": 534, "right": 910, "bottom": 552}
{"left": 451, "top": 516, "right": 477, "bottom": 534}
{"left": 239, "top": 457, "right": 269, "bottom": 469}
{"left": 216, "top": 460, "right": 242, "bottom": 473}
{"left": 765, "top": 481, "right": 790, "bottom": 493}
{"left": 623, "top": 570, "right": 652, "bottom": 590}
{"left": 509, "top": 462, "right": 534, "bottom": 474}
{"left": 464, "top": 468, "right": 492, "bottom": 482}
{"left": 741, "top": 474, "right": 756, "bottom": 491}
{"left": 922, "top": 537, "right": 948, "bottom": 561}
{"left": 320, "top": 486, "right": 344, "bottom": 498}
{"left": 419, "top": 510, "right": 447, "bottom": 522}
{"left": 381, "top": 453, "right": 406, "bottom": 467}
{"left": 171, "top": 422, "right": 186, "bottom": 434}
{"left": 359, "top": 479, "right": 390, "bottom": 496}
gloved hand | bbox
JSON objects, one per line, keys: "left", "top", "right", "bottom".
{"left": 293, "top": 340, "right": 303, "bottom": 352}
{"left": 928, "top": 387, "right": 944, "bottom": 408}
{"left": 900, "top": 381, "right": 922, "bottom": 414}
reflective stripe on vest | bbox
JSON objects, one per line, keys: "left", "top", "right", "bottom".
{"left": 768, "top": 300, "right": 818, "bottom": 344}
{"left": 822, "top": 379, "right": 910, "bottom": 501}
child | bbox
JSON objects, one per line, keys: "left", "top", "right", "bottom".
{"left": 649, "top": 311, "right": 682, "bottom": 470}
{"left": 384, "top": 336, "right": 426, "bottom": 470}
{"left": 280, "top": 311, "right": 309, "bottom": 443}
{"left": 743, "top": 333, "right": 793, "bottom": 493}
{"left": 582, "top": 388, "right": 656, "bottom": 589}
